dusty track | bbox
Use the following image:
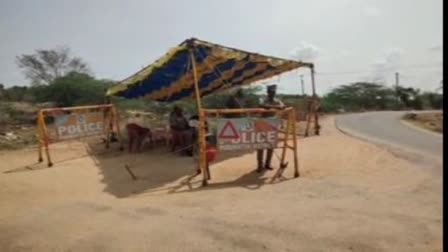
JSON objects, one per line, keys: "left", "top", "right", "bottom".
{"left": 0, "top": 117, "right": 442, "bottom": 252}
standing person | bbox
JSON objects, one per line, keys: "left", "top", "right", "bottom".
{"left": 169, "top": 106, "right": 193, "bottom": 156}
{"left": 256, "top": 84, "right": 285, "bottom": 172}
{"left": 225, "top": 88, "right": 245, "bottom": 118}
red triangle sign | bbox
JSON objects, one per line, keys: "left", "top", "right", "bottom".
{"left": 218, "top": 121, "right": 240, "bottom": 139}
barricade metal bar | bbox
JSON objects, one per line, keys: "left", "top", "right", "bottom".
{"left": 36, "top": 104, "right": 122, "bottom": 167}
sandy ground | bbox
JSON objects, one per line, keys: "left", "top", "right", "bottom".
{"left": 0, "top": 117, "right": 442, "bottom": 252}
{"left": 403, "top": 111, "right": 443, "bottom": 134}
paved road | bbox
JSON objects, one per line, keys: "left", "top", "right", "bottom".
{"left": 336, "top": 111, "right": 443, "bottom": 159}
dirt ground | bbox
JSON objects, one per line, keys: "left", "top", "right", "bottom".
{"left": 403, "top": 112, "right": 443, "bottom": 133}
{"left": 0, "top": 117, "right": 442, "bottom": 252}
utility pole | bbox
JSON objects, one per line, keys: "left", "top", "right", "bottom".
{"left": 395, "top": 72, "right": 400, "bottom": 103}
{"left": 300, "top": 75, "right": 305, "bottom": 95}
{"left": 395, "top": 72, "right": 399, "bottom": 88}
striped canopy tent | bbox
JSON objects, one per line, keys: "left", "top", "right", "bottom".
{"left": 106, "top": 38, "right": 315, "bottom": 102}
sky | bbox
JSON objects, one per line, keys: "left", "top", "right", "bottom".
{"left": 0, "top": 0, "right": 443, "bottom": 95}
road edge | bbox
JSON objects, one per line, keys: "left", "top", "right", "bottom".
{"left": 399, "top": 119, "right": 443, "bottom": 137}
{"left": 334, "top": 117, "right": 442, "bottom": 171}
{"left": 334, "top": 117, "right": 398, "bottom": 148}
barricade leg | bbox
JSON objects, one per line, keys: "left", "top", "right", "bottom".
{"left": 112, "top": 107, "right": 124, "bottom": 151}
{"left": 291, "top": 111, "right": 299, "bottom": 177}
{"left": 37, "top": 118, "right": 44, "bottom": 163}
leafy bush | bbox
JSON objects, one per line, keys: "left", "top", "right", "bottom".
{"left": 32, "top": 72, "right": 106, "bottom": 107}
{"left": 318, "top": 82, "right": 441, "bottom": 112}
{"left": 319, "top": 97, "right": 341, "bottom": 113}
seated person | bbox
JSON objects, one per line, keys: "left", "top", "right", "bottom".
{"left": 169, "top": 106, "right": 193, "bottom": 156}
{"left": 126, "top": 113, "right": 151, "bottom": 153}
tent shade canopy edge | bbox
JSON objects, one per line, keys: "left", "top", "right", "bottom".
{"left": 106, "top": 38, "right": 313, "bottom": 102}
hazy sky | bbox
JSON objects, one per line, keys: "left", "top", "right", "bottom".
{"left": 0, "top": 0, "right": 443, "bottom": 95}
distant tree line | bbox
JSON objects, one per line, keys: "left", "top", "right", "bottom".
{"left": 0, "top": 47, "right": 443, "bottom": 115}
{"left": 1, "top": 47, "right": 108, "bottom": 107}
{"left": 0, "top": 73, "right": 112, "bottom": 107}
{"left": 319, "top": 82, "right": 443, "bottom": 113}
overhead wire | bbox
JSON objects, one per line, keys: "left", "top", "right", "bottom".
{"left": 295, "top": 63, "right": 443, "bottom": 77}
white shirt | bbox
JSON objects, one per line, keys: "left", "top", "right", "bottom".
{"left": 127, "top": 116, "right": 144, "bottom": 126}
{"left": 189, "top": 119, "right": 199, "bottom": 128}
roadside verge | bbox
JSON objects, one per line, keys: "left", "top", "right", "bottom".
{"left": 334, "top": 117, "right": 442, "bottom": 173}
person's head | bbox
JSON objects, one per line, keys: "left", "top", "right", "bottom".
{"left": 235, "top": 88, "right": 244, "bottom": 97}
{"left": 173, "top": 105, "right": 183, "bottom": 115}
{"left": 267, "top": 84, "right": 277, "bottom": 99}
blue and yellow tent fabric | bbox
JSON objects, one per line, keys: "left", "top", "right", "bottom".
{"left": 106, "top": 38, "right": 312, "bottom": 102}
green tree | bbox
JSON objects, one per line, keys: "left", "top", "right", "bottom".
{"left": 35, "top": 72, "right": 105, "bottom": 107}
{"left": 396, "top": 86, "right": 426, "bottom": 109}
{"left": 320, "top": 82, "right": 399, "bottom": 112}
{"left": 419, "top": 92, "right": 443, "bottom": 109}
{"left": 16, "top": 47, "right": 91, "bottom": 86}
{"left": 3, "top": 86, "right": 29, "bottom": 101}
{"left": 0, "top": 83, "right": 4, "bottom": 100}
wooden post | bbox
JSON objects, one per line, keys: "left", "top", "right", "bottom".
{"left": 271, "top": 109, "right": 299, "bottom": 182}
{"left": 38, "top": 111, "right": 52, "bottom": 167}
{"left": 310, "top": 66, "right": 317, "bottom": 96}
{"left": 279, "top": 111, "right": 291, "bottom": 169}
{"left": 189, "top": 48, "right": 209, "bottom": 186}
{"left": 304, "top": 99, "right": 312, "bottom": 137}
{"left": 310, "top": 66, "right": 320, "bottom": 135}
{"left": 104, "top": 108, "right": 112, "bottom": 149}
{"left": 291, "top": 109, "right": 299, "bottom": 177}
{"left": 112, "top": 106, "right": 124, "bottom": 151}
{"left": 313, "top": 99, "right": 320, "bottom": 135}
{"left": 36, "top": 111, "right": 44, "bottom": 163}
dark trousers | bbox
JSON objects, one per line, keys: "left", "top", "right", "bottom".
{"left": 127, "top": 123, "right": 150, "bottom": 152}
{"left": 257, "top": 148, "right": 273, "bottom": 168}
{"left": 171, "top": 129, "right": 193, "bottom": 155}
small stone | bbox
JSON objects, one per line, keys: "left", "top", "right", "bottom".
{"left": 5, "top": 132, "right": 18, "bottom": 140}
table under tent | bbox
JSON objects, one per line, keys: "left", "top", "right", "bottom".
{"left": 106, "top": 38, "right": 320, "bottom": 186}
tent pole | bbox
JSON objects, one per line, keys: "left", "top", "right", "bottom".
{"left": 291, "top": 109, "right": 299, "bottom": 177}
{"left": 310, "top": 66, "right": 320, "bottom": 135}
{"left": 36, "top": 111, "right": 44, "bottom": 163}
{"left": 111, "top": 106, "right": 124, "bottom": 151}
{"left": 189, "top": 48, "right": 209, "bottom": 186}
{"left": 104, "top": 108, "right": 112, "bottom": 149}
{"left": 279, "top": 111, "right": 291, "bottom": 171}
{"left": 310, "top": 66, "right": 316, "bottom": 96}
{"left": 38, "top": 111, "right": 52, "bottom": 167}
